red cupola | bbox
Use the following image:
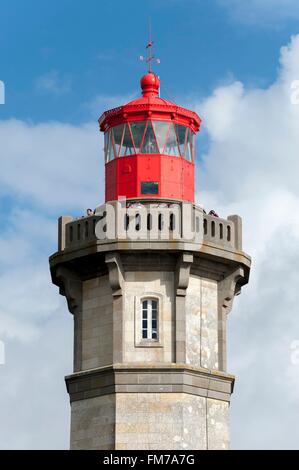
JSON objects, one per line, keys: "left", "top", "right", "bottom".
{"left": 98, "top": 72, "right": 201, "bottom": 203}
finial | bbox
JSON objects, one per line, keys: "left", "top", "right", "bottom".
{"left": 139, "top": 18, "right": 160, "bottom": 73}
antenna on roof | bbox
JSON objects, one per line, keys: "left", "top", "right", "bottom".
{"left": 139, "top": 18, "right": 160, "bottom": 73}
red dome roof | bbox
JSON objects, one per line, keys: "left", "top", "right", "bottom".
{"left": 140, "top": 72, "right": 160, "bottom": 97}
{"left": 98, "top": 74, "right": 201, "bottom": 133}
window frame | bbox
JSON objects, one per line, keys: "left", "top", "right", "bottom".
{"left": 135, "top": 293, "right": 163, "bottom": 348}
{"left": 141, "top": 298, "right": 159, "bottom": 341}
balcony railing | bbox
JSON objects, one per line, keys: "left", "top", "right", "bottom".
{"left": 58, "top": 201, "right": 242, "bottom": 253}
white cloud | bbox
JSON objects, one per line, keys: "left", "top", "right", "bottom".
{"left": 0, "top": 120, "right": 103, "bottom": 212}
{"left": 35, "top": 70, "right": 71, "bottom": 94}
{"left": 217, "top": 0, "right": 299, "bottom": 26}
{"left": 195, "top": 34, "right": 299, "bottom": 449}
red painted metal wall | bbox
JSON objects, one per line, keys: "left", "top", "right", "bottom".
{"left": 105, "top": 154, "right": 194, "bottom": 202}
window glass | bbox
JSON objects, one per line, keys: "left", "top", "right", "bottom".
{"left": 141, "top": 182, "right": 159, "bottom": 195}
{"left": 142, "top": 300, "right": 148, "bottom": 339}
{"left": 112, "top": 124, "right": 124, "bottom": 158}
{"left": 151, "top": 300, "right": 158, "bottom": 339}
{"left": 176, "top": 124, "right": 187, "bottom": 156}
{"left": 131, "top": 121, "right": 146, "bottom": 152}
{"left": 185, "top": 128, "right": 194, "bottom": 162}
{"left": 119, "top": 124, "right": 135, "bottom": 156}
{"left": 152, "top": 121, "right": 169, "bottom": 153}
{"left": 104, "top": 132, "right": 109, "bottom": 162}
{"left": 141, "top": 121, "right": 159, "bottom": 154}
{"left": 164, "top": 123, "right": 180, "bottom": 156}
{"left": 106, "top": 130, "right": 115, "bottom": 162}
{"left": 141, "top": 299, "right": 158, "bottom": 340}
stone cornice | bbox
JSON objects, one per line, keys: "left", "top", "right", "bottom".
{"left": 49, "top": 240, "right": 251, "bottom": 288}
{"left": 65, "top": 363, "right": 235, "bottom": 404}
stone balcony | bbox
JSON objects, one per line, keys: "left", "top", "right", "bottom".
{"left": 50, "top": 199, "right": 250, "bottom": 281}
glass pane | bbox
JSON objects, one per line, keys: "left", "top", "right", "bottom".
{"left": 142, "top": 320, "right": 148, "bottom": 328}
{"left": 185, "top": 129, "right": 193, "bottom": 161}
{"left": 164, "top": 123, "right": 180, "bottom": 156}
{"left": 120, "top": 124, "right": 135, "bottom": 156}
{"left": 152, "top": 320, "right": 157, "bottom": 329}
{"left": 151, "top": 300, "right": 157, "bottom": 310}
{"left": 142, "top": 300, "right": 148, "bottom": 310}
{"left": 112, "top": 125, "right": 124, "bottom": 158}
{"left": 104, "top": 132, "right": 108, "bottom": 162}
{"left": 141, "top": 121, "right": 159, "bottom": 154}
{"left": 176, "top": 124, "right": 187, "bottom": 156}
{"left": 152, "top": 331, "right": 157, "bottom": 339}
{"left": 142, "top": 330, "right": 148, "bottom": 339}
{"left": 131, "top": 121, "right": 146, "bottom": 152}
{"left": 152, "top": 121, "right": 169, "bottom": 153}
{"left": 107, "top": 130, "right": 115, "bottom": 162}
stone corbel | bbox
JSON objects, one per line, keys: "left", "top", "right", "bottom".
{"left": 218, "top": 267, "right": 245, "bottom": 315}
{"left": 55, "top": 266, "right": 82, "bottom": 315}
{"left": 175, "top": 252, "right": 193, "bottom": 297}
{"left": 105, "top": 252, "right": 124, "bottom": 297}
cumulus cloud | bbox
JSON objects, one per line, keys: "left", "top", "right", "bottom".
{"left": 195, "top": 34, "right": 299, "bottom": 449}
{"left": 217, "top": 0, "right": 299, "bottom": 26}
{"left": 0, "top": 120, "right": 103, "bottom": 212}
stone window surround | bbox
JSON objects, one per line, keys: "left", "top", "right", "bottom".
{"left": 134, "top": 292, "right": 164, "bottom": 348}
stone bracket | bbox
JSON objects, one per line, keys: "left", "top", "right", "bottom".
{"left": 218, "top": 267, "right": 245, "bottom": 316}
{"left": 105, "top": 252, "right": 124, "bottom": 297}
{"left": 175, "top": 252, "right": 193, "bottom": 297}
{"left": 217, "top": 267, "right": 245, "bottom": 372}
{"left": 55, "top": 266, "right": 82, "bottom": 316}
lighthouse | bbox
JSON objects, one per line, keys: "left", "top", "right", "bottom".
{"left": 49, "top": 62, "right": 251, "bottom": 449}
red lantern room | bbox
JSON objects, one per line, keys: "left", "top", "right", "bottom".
{"left": 98, "top": 72, "right": 201, "bottom": 203}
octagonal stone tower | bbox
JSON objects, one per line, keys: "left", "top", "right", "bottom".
{"left": 49, "top": 71, "right": 250, "bottom": 450}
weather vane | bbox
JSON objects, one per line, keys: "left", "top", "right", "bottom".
{"left": 139, "top": 19, "right": 160, "bottom": 73}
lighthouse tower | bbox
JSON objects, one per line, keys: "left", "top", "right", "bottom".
{"left": 49, "top": 65, "right": 251, "bottom": 450}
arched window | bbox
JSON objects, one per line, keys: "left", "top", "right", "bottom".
{"left": 141, "top": 298, "right": 158, "bottom": 340}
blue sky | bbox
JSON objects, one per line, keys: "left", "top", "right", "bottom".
{"left": 1, "top": 0, "right": 299, "bottom": 450}
{"left": 1, "top": 0, "right": 299, "bottom": 123}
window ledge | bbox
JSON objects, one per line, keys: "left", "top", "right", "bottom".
{"left": 135, "top": 340, "right": 163, "bottom": 349}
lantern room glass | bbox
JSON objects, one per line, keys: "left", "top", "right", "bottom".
{"left": 105, "top": 121, "right": 194, "bottom": 161}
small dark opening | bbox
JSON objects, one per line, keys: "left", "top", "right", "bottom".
{"left": 219, "top": 223, "right": 223, "bottom": 239}
{"left": 147, "top": 213, "right": 152, "bottom": 231}
{"left": 211, "top": 221, "right": 215, "bottom": 237}
{"left": 170, "top": 213, "right": 175, "bottom": 231}
{"left": 158, "top": 214, "right": 163, "bottom": 231}
{"left": 204, "top": 218, "right": 207, "bottom": 235}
